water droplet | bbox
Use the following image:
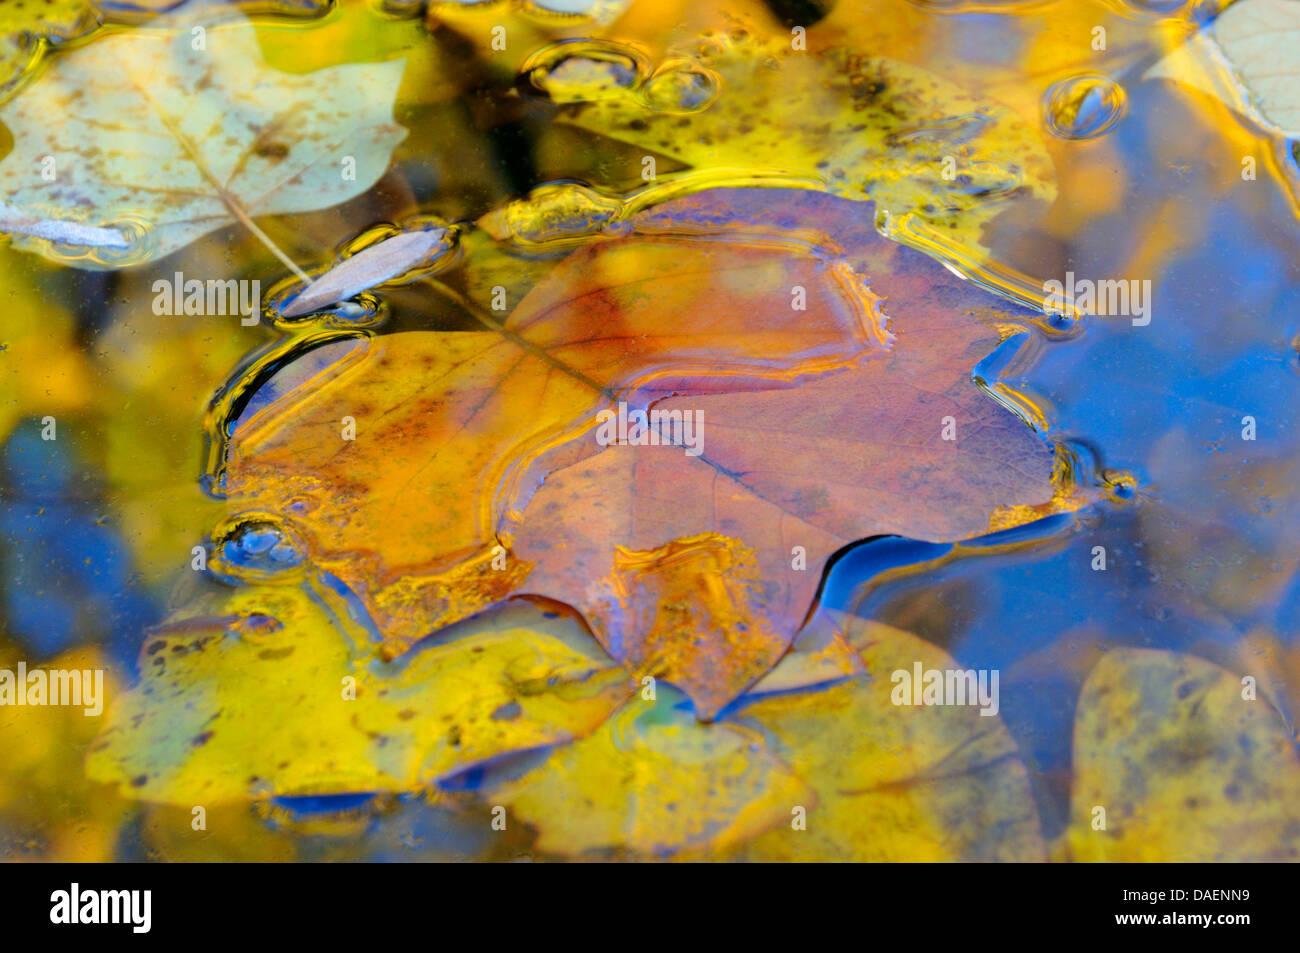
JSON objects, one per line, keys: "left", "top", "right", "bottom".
{"left": 1044, "top": 74, "right": 1126, "bottom": 140}
{"left": 1047, "top": 309, "right": 1076, "bottom": 332}
{"left": 1102, "top": 470, "right": 1140, "bottom": 502}
{"left": 521, "top": 41, "right": 715, "bottom": 115}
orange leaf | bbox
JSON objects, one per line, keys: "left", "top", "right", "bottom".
{"left": 220, "top": 188, "right": 1061, "bottom": 720}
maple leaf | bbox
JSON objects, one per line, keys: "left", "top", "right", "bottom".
{"left": 0, "top": 0, "right": 406, "bottom": 269}
{"left": 215, "top": 187, "right": 1068, "bottom": 720}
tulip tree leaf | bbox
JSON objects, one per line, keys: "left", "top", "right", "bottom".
{"left": 487, "top": 686, "right": 812, "bottom": 859}
{"left": 216, "top": 188, "right": 1070, "bottom": 722}
{"left": 487, "top": 614, "right": 1044, "bottom": 861}
{"left": 553, "top": 31, "right": 1057, "bottom": 257}
{"left": 727, "top": 612, "right": 1047, "bottom": 861}
{"left": 1146, "top": 0, "right": 1300, "bottom": 137}
{"left": 86, "top": 588, "right": 635, "bottom": 804}
{"left": 0, "top": 1, "right": 407, "bottom": 268}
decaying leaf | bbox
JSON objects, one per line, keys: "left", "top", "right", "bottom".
{"left": 548, "top": 30, "right": 1056, "bottom": 256}
{"left": 0, "top": 1, "right": 407, "bottom": 267}
{"left": 1068, "top": 647, "right": 1300, "bottom": 862}
{"left": 278, "top": 223, "right": 456, "bottom": 318}
{"left": 1146, "top": 0, "right": 1300, "bottom": 137}
{"left": 728, "top": 612, "right": 1046, "bottom": 861}
{"left": 486, "top": 613, "right": 1043, "bottom": 860}
{"left": 487, "top": 686, "right": 810, "bottom": 858}
{"left": 218, "top": 187, "right": 1064, "bottom": 720}
{"left": 86, "top": 588, "right": 634, "bottom": 804}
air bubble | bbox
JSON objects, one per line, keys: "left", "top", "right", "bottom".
{"left": 522, "top": 40, "right": 648, "bottom": 103}
{"left": 1044, "top": 74, "right": 1126, "bottom": 140}
{"left": 639, "top": 61, "right": 720, "bottom": 114}
{"left": 207, "top": 515, "right": 306, "bottom": 584}
{"left": 478, "top": 183, "right": 626, "bottom": 246}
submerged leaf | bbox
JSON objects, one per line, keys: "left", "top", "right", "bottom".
{"left": 0, "top": 0, "right": 101, "bottom": 102}
{"left": 488, "top": 615, "right": 1044, "bottom": 860}
{"left": 728, "top": 614, "right": 1046, "bottom": 861}
{"left": 1068, "top": 648, "right": 1300, "bottom": 862}
{"left": 488, "top": 686, "right": 810, "bottom": 858}
{"left": 551, "top": 31, "right": 1056, "bottom": 256}
{"left": 0, "top": 643, "right": 126, "bottom": 861}
{"left": 86, "top": 589, "right": 634, "bottom": 804}
{"left": 0, "top": 1, "right": 407, "bottom": 267}
{"left": 219, "top": 188, "right": 1063, "bottom": 719}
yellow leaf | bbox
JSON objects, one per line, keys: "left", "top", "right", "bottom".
{"left": 553, "top": 30, "right": 1056, "bottom": 257}
{"left": 0, "top": 1, "right": 406, "bottom": 267}
{"left": 488, "top": 686, "right": 810, "bottom": 858}
{"left": 1068, "top": 647, "right": 1300, "bottom": 862}
{"left": 0, "top": 642, "right": 125, "bottom": 861}
{"left": 86, "top": 587, "right": 634, "bottom": 804}
{"left": 730, "top": 615, "right": 1046, "bottom": 861}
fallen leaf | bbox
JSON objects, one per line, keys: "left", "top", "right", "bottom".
{"left": 486, "top": 613, "right": 1045, "bottom": 860}
{"left": 727, "top": 613, "right": 1046, "bottom": 861}
{"left": 279, "top": 223, "right": 456, "bottom": 318}
{"left": 509, "top": 190, "right": 1064, "bottom": 716}
{"left": 1068, "top": 647, "right": 1300, "bottom": 861}
{"left": 486, "top": 685, "right": 810, "bottom": 858}
{"left": 0, "top": 1, "right": 407, "bottom": 268}
{"left": 1146, "top": 0, "right": 1300, "bottom": 137}
{"left": 86, "top": 587, "right": 634, "bottom": 804}
{"left": 217, "top": 187, "right": 1063, "bottom": 720}
{"left": 548, "top": 30, "right": 1056, "bottom": 257}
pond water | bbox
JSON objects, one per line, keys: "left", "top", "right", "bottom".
{"left": 1, "top": 0, "right": 1297, "bottom": 861}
